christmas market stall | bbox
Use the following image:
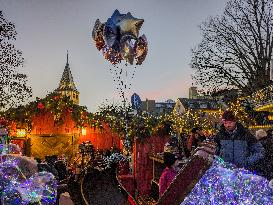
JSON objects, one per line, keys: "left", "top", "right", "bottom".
{"left": 1, "top": 93, "right": 122, "bottom": 161}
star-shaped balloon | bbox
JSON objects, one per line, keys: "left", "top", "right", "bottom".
{"left": 109, "top": 9, "right": 125, "bottom": 25}
{"left": 116, "top": 12, "right": 144, "bottom": 40}
{"left": 92, "top": 19, "right": 102, "bottom": 41}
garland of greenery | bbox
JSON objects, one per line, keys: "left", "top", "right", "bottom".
{"left": 0, "top": 93, "right": 259, "bottom": 142}
{"left": 0, "top": 93, "right": 103, "bottom": 133}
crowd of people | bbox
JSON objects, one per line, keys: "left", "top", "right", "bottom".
{"left": 159, "top": 110, "right": 273, "bottom": 197}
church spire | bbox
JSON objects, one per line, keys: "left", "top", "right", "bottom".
{"left": 66, "top": 50, "right": 69, "bottom": 65}
{"left": 56, "top": 51, "right": 80, "bottom": 104}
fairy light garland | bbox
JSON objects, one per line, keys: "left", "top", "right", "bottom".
{"left": 0, "top": 152, "right": 57, "bottom": 204}
{"left": 181, "top": 157, "right": 273, "bottom": 204}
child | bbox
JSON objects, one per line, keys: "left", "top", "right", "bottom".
{"left": 159, "top": 152, "right": 177, "bottom": 197}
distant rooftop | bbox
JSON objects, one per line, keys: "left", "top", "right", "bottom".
{"left": 177, "top": 98, "right": 219, "bottom": 110}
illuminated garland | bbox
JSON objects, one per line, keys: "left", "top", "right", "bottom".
{"left": 0, "top": 155, "right": 57, "bottom": 204}
{"left": 1, "top": 94, "right": 262, "bottom": 141}
{"left": 181, "top": 157, "right": 273, "bottom": 204}
{"left": 97, "top": 104, "right": 222, "bottom": 141}
{"left": 226, "top": 98, "right": 256, "bottom": 127}
{"left": 1, "top": 93, "right": 103, "bottom": 132}
{"left": 95, "top": 104, "right": 174, "bottom": 141}
{"left": 250, "top": 84, "right": 273, "bottom": 110}
{"left": 169, "top": 109, "right": 222, "bottom": 135}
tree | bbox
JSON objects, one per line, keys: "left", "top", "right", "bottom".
{"left": 0, "top": 11, "right": 32, "bottom": 110}
{"left": 191, "top": 0, "right": 273, "bottom": 95}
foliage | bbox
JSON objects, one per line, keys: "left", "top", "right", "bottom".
{"left": 191, "top": 0, "right": 273, "bottom": 95}
{"left": 170, "top": 109, "right": 222, "bottom": 135}
{"left": 97, "top": 103, "right": 221, "bottom": 140}
{"left": 1, "top": 95, "right": 264, "bottom": 140}
{"left": 1, "top": 93, "right": 102, "bottom": 132}
{"left": 0, "top": 11, "right": 32, "bottom": 110}
{"left": 227, "top": 98, "right": 256, "bottom": 127}
{"left": 96, "top": 103, "right": 174, "bottom": 141}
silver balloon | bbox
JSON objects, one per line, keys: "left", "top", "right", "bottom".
{"left": 134, "top": 34, "right": 148, "bottom": 65}
{"left": 92, "top": 10, "right": 147, "bottom": 65}
{"left": 116, "top": 12, "right": 144, "bottom": 40}
{"left": 121, "top": 40, "right": 134, "bottom": 65}
{"left": 92, "top": 19, "right": 105, "bottom": 51}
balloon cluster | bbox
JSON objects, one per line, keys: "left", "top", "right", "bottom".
{"left": 92, "top": 9, "right": 148, "bottom": 65}
{"left": 0, "top": 148, "right": 57, "bottom": 204}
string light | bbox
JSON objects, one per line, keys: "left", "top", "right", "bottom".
{"left": 250, "top": 84, "right": 273, "bottom": 112}
{"left": 0, "top": 153, "right": 57, "bottom": 204}
{"left": 181, "top": 157, "right": 273, "bottom": 204}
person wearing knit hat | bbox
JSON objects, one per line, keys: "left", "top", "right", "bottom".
{"left": 221, "top": 110, "right": 237, "bottom": 131}
{"left": 253, "top": 129, "right": 273, "bottom": 180}
{"left": 214, "top": 110, "right": 264, "bottom": 169}
{"left": 255, "top": 129, "right": 267, "bottom": 140}
{"left": 222, "top": 110, "right": 237, "bottom": 121}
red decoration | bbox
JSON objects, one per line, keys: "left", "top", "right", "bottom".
{"left": 127, "top": 195, "right": 136, "bottom": 205}
{"left": 37, "top": 102, "right": 45, "bottom": 110}
{"left": 0, "top": 118, "right": 8, "bottom": 126}
{"left": 118, "top": 160, "right": 130, "bottom": 175}
{"left": 67, "top": 108, "right": 73, "bottom": 113}
{"left": 53, "top": 95, "right": 60, "bottom": 101}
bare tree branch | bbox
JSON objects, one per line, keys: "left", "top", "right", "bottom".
{"left": 191, "top": 0, "right": 273, "bottom": 95}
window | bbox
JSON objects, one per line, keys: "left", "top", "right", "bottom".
{"left": 200, "top": 104, "right": 207, "bottom": 109}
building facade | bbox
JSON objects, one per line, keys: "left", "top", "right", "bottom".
{"left": 140, "top": 99, "right": 175, "bottom": 116}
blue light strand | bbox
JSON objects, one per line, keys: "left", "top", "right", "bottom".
{"left": 181, "top": 157, "right": 273, "bottom": 205}
{"left": 0, "top": 148, "right": 57, "bottom": 204}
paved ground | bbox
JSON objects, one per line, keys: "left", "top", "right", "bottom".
{"left": 68, "top": 164, "right": 130, "bottom": 205}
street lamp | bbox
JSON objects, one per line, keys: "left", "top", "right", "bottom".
{"left": 81, "top": 127, "right": 87, "bottom": 136}
{"left": 16, "top": 128, "right": 26, "bottom": 138}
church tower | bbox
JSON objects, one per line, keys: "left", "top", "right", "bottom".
{"left": 56, "top": 51, "right": 79, "bottom": 104}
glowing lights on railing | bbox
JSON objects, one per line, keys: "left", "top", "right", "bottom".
{"left": 249, "top": 124, "right": 273, "bottom": 129}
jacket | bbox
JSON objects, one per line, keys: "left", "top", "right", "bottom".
{"left": 159, "top": 167, "right": 177, "bottom": 197}
{"left": 214, "top": 122, "right": 264, "bottom": 168}
{"left": 252, "top": 136, "right": 273, "bottom": 179}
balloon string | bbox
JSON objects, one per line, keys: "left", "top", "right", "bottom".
{"left": 110, "top": 63, "right": 137, "bottom": 104}
{"left": 111, "top": 65, "right": 123, "bottom": 98}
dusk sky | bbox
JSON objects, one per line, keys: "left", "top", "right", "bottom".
{"left": 1, "top": 0, "right": 226, "bottom": 112}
